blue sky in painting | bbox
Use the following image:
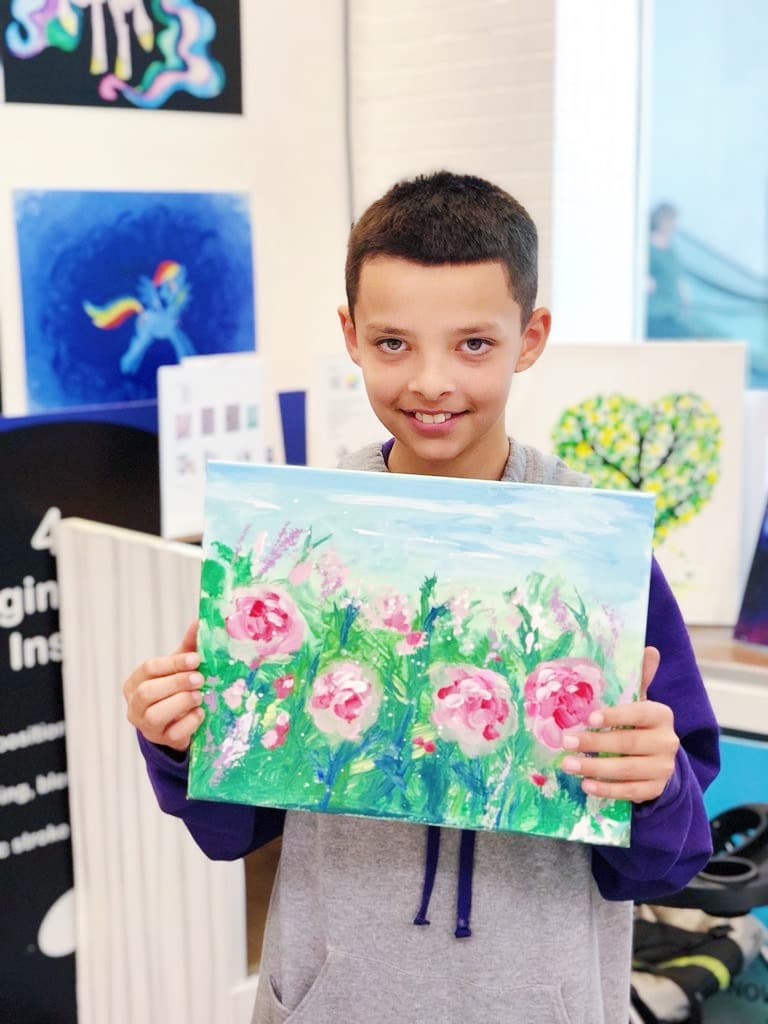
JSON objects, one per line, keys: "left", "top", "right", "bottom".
{"left": 204, "top": 463, "right": 656, "bottom": 627}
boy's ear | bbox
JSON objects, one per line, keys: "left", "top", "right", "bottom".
{"left": 515, "top": 307, "right": 551, "bottom": 373}
{"left": 338, "top": 305, "right": 361, "bottom": 366}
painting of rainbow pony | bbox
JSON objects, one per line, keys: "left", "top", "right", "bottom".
{"left": 84, "top": 260, "right": 196, "bottom": 374}
{"left": 3, "top": 0, "right": 240, "bottom": 112}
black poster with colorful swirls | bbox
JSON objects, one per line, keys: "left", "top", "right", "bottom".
{"left": 1, "top": 0, "right": 242, "bottom": 113}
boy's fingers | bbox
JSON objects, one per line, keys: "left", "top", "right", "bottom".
{"left": 564, "top": 727, "right": 661, "bottom": 757}
{"left": 587, "top": 699, "right": 673, "bottom": 731}
{"left": 164, "top": 707, "right": 205, "bottom": 750}
{"left": 640, "top": 646, "right": 661, "bottom": 699}
{"left": 128, "top": 670, "right": 204, "bottom": 715}
{"left": 580, "top": 778, "right": 666, "bottom": 803}
{"left": 123, "top": 650, "right": 201, "bottom": 699}
{"left": 128, "top": 689, "right": 203, "bottom": 734}
{"left": 562, "top": 754, "right": 670, "bottom": 783}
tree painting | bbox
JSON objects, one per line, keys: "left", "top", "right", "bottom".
{"left": 188, "top": 463, "right": 656, "bottom": 848}
{"left": 551, "top": 393, "right": 722, "bottom": 543}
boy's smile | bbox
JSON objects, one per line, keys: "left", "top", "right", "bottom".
{"left": 339, "top": 256, "right": 549, "bottom": 480}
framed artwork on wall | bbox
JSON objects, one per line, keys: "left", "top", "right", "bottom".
{"left": 1, "top": 0, "right": 242, "bottom": 113}
{"left": 506, "top": 342, "right": 745, "bottom": 625}
{"left": 4, "top": 189, "right": 255, "bottom": 412}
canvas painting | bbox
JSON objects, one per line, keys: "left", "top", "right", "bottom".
{"left": 734, "top": 495, "right": 768, "bottom": 648}
{"left": 188, "top": 463, "right": 656, "bottom": 848}
{"left": 2, "top": 0, "right": 241, "bottom": 113}
{"left": 12, "top": 190, "right": 255, "bottom": 411}
{"left": 506, "top": 342, "right": 745, "bottom": 625}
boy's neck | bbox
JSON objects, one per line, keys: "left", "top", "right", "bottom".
{"left": 387, "top": 436, "right": 511, "bottom": 481}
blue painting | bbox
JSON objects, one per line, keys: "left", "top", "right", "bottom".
{"left": 14, "top": 190, "right": 256, "bottom": 411}
{"left": 189, "top": 464, "right": 656, "bottom": 847}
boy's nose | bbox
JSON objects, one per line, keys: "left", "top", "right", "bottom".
{"left": 407, "top": 361, "right": 455, "bottom": 401}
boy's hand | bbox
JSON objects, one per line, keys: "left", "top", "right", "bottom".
{"left": 560, "top": 647, "right": 680, "bottom": 803}
{"left": 123, "top": 619, "right": 205, "bottom": 752}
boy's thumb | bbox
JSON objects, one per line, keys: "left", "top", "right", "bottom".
{"left": 640, "top": 646, "right": 661, "bottom": 700}
{"left": 175, "top": 618, "right": 199, "bottom": 654}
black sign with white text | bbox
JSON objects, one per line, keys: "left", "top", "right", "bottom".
{"left": 0, "top": 408, "right": 158, "bottom": 1024}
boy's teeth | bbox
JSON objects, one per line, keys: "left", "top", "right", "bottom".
{"left": 414, "top": 412, "right": 452, "bottom": 424}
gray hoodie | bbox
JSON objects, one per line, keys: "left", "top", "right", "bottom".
{"left": 251, "top": 441, "right": 631, "bottom": 1024}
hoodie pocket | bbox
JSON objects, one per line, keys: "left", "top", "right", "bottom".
{"left": 262, "top": 949, "right": 574, "bottom": 1024}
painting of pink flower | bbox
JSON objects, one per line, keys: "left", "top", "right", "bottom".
{"left": 430, "top": 664, "right": 516, "bottom": 757}
{"left": 225, "top": 585, "right": 306, "bottom": 664}
{"left": 396, "top": 631, "right": 426, "bottom": 656}
{"left": 524, "top": 657, "right": 607, "bottom": 750}
{"left": 308, "top": 660, "right": 381, "bottom": 741}
{"left": 273, "top": 674, "right": 295, "bottom": 699}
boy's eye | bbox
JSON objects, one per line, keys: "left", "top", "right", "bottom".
{"left": 377, "top": 338, "right": 405, "bottom": 353}
{"left": 462, "top": 338, "right": 491, "bottom": 353}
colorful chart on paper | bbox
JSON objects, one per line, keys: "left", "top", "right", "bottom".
{"left": 188, "top": 463, "right": 656, "bottom": 847}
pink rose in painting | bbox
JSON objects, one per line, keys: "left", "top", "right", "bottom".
{"left": 225, "top": 585, "right": 305, "bottom": 664}
{"left": 524, "top": 657, "right": 607, "bottom": 750}
{"left": 430, "top": 664, "right": 516, "bottom": 757}
{"left": 273, "top": 674, "right": 295, "bottom": 699}
{"left": 308, "top": 661, "right": 381, "bottom": 741}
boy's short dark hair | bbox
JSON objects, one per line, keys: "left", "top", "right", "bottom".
{"left": 345, "top": 171, "right": 538, "bottom": 324}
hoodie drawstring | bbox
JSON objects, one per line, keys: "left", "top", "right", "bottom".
{"left": 413, "top": 825, "right": 441, "bottom": 925}
{"left": 455, "top": 828, "right": 475, "bottom": 938}
{"left": 413, "top": 826, "right": 475, "bottom": 938}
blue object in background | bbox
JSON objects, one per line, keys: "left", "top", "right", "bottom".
{"left": 278, "top": 390, "right": 307, "bottom": 466}
{"left": 14, "top": 190, "right": 256, "bottom": 411}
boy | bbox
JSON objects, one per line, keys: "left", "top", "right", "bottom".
{"left": 124, "top": 172, "right": 719, "bottom": 1023}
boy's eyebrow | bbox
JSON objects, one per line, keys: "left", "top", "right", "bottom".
{"left": 450, "top": 323, "right": 503, "bottom": 335}
{"left": 364, "top": 323, "right": 411, "bottom": 336}
{"left": 364, "top": 322, "right": 503, "bottom": 336}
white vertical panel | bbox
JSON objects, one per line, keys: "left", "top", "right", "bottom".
{"left": 348, "top": 0, "right": 556, "bottom": 304}
{"left": 550, "top": 0, "right": 642, "bottom": 341}
{"left": 57, "top": 519, "right": 249, "bottom": 1024}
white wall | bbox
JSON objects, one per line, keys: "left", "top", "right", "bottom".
{"left": 550, "top": 0, "right": 642, "bottom": 342}
{"left": 348, "top": 0, "right": 556, "bottom": 305}
{"left": 0, "top": 3, "right": 351, "bottom": 412}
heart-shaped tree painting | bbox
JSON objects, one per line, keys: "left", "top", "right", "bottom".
{"left": 551, "top": 393, "right": 722, "bottom": 543}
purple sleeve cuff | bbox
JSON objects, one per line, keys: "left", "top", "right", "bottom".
{"left": 136, "top": 731, "right": 285, "bottom": 860}
{"left": 591, "top": 747, "right": 713, "bottom": 902}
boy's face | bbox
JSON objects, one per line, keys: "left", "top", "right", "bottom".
{"left": 339, "top": 257, "right": 549, "bottom": 479}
